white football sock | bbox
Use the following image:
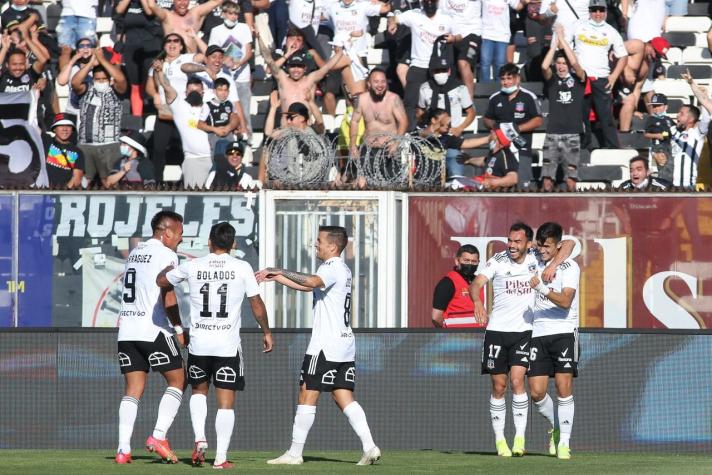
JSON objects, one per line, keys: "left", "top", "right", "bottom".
{"left": 214, "top": 409, "right": 235, "bottom": 465}
{"left": 288, "top": 405, "right": 316, "bottom": 458}
{"left": 512, "top": 393, "right": 529, "bottom": 438}
{"left": 190, "top": 393, "right": 208, "bottom": 443}
{"left": 152, "top": 386, "right": 182, "bottom": 440}
{"left": 489, "top": 396, "right": 506, "bottom": 440}
{"left": 533, "top": 393, "right": 555, "bottom": 428}
{"left": 558, "top": 395, "right": 575, "bottom": 446}
{"left": 343, "top": 401, "right": 376, "bottom": 452}
{"left": 118, "top": 396, "right": 139, "bottom": 453}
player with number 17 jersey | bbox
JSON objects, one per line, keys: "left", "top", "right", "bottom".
{"left": 165, "top": 252, "right": 260, "bottom": 358}
{"left": 307, "top": 256, "right": 355, "bottom": 363}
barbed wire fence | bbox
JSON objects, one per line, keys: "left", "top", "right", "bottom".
{"left": 265, "top": 130, "right": 445, "bottom": 188}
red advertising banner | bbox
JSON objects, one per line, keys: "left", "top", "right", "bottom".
{"left": 408, "top": 195, "right": 712, "bottom": 329}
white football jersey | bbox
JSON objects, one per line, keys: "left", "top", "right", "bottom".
{"left": 439, "top": 0, "right": 482, "bottom": 37}
{"left": 396, "top": 10, "right": 453, "bottom": 68}
{"left": 166, "top": 253, "right": 260, "bottom": 357}
{"left": 478, "top": 250, "right": 537, "bottom": 333}
{"left": 531, "top": 258, "right": 580, "bottom": 337}
{"left": 306, "top": 256, "right": 355, "bottom": 362}
{"left": 117, "top": 239, "right": 179, "bottom": 342}
{"left": 324, "top": 1, "right": 383, "bottom": 56}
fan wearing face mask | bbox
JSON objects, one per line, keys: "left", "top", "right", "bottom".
{"left": 417, "top": 52, "right": 475, "bottom": 138}
{"left": 432, "top": 244, "right": 485, "bottom": 328}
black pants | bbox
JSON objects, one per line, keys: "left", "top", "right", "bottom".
{"left": 404, "top": 66, "right": 429, "bottom": 131}
{"left": 151, "top": 118, "right": 184, "bottom": 182}
{"left": 584, "top": 77, "right": 620, "bottom": 149}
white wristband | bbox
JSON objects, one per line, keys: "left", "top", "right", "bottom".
{"left": 173, "top": 325, "right": 184, "bottom": 335}
{"left": 535, "top": 281, "right": 551, "bottom": 296}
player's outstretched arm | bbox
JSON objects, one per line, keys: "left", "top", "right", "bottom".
{"left": 470, "top": 274, "right": 489, "bottom": 325}
{"left": 542, "top": 239, "right": 574, "bottom": 282}
{"left": 248, "top": 295, "right": 273, "bottom": 352}
{"left": 255, "top": 267, "right": 324, "bottom": 291}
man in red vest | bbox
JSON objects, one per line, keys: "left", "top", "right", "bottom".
{"left": 431, "top": 244, "right": 484, "bottom": 328}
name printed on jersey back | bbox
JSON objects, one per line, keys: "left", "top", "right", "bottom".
{"left": 126, "top": 254, "right": 152, "bottom": 263}
{"left": 197, "top": 270, "right": 236, "bottom": 280}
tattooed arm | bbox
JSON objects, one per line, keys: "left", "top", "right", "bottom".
{"left": 255, "top": 267, "right": 324, "bottom": 292}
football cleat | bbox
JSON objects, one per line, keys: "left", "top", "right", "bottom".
{"left": 557, "top": 444, "right": 571, "bottom": 460}
{"left": 495, "top": 439, "right": 512, "bottom": 457}
{"left": 267, "top": 451, "right": 304, "bottom": 465}
{"left": 512, "top": 436, "right": 526, "bottom": 457}
{"left": 145, "top": 435, "right": 178, "bottom": 463}
{"left": 548, "top": 428, "right": 560, "bottom": 456}
{"left": 212, "top": 461, "right": 235, "bottom": 469}
{"left": 192, "top": 440, "right": 208, "bottom": 466}
{"left": 115, "top": 450, "right": 132, "bottom": 464}
{"left": 356, "top": 446, "right": 381, "bottom": 465}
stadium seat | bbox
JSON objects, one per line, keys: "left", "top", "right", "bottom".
{"left": 322, "top": 114, "right": 336, "bottom": 133}
{"left": 520, "top": 82, "right": 543, "bottom": 96}
{"left": 665, "top": 16, "right": 711, "bottom": 33}
{"left": 472, "top": 97, "right": 490, "bottom": 115}
{"left": 667, "top": 98, "right": 685, "bottom": 114}
{"left": 695, "top": 32, "right": 710, "bottom": 48}
{"left": 144, "top": 115, "right": 156, "bottom": 133}
{"left": 335, "top": 99, "right": 347, "bottom": 115}
{"left": 686, "top": 2, "right": 711, "bottom": 16}
{"left": 463, "top": 117, "right": 479, "bottom": 133}
{"left": 253, "top": 80, "right": 273, "bottom": 96}
{"left": 631, "top": 114, "right": 648, "bottom": 132}
{"left": 617, "top": 132, "right": 650, "bottom": 149}
{"left": 45, "top": 2, "right": 61, "bottom": 33}
{"left": 474, "top": 83, "right": 501, "bottom": 98}
{"left": 681, "top": 47, "right": 712, "bottom": 65}
{"left": 651, "top": 79, "right": 692, "bottom": 100}
{"left": 99, "top": 34, "right": 114, "bottom": 48}
{"left": 663, "top": 32, "right": 696, "bottom": 48}
{"left": 367, "top": 48, "right": 388, "bottom": 66}
{"left": 663, "top": 47, "right": 683, "bottom": 65}
{"left": 667, "top": 64, "right": 712, "bottom": 81}
{"left": 589, "top": 148, "right": 639, "bottom": 166}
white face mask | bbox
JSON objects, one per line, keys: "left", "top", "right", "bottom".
{"left": 94, "top": 82, "right": 110, "bottom": 93}
{"left": 433, "top": 72, "right": 449, "bottom": 86}
{"left": 224, "top": 19, "right": 236, "bottom": 28}
{"left": 12, "top": 4, "right": 28, "bottom": 11}
{"left": 590, "top": 19, "right": 606, "bottom": 26}
{"left": 119, "top": 144, "right": 132, "bottom": 157}
{"left": 501, "top": 85, "right": 518, "bottom": 95}
{"left": 489, "top": 140, "right": 498, "bottom": 151}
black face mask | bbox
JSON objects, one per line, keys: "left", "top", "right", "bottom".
{"left": 186, "top": 91, "right": 203, "bottom": 107}
{"left": 369, "top": 89, "right": 385, "bottom": 102}
{"left": 457, "top": 263, "right": 478, "bottom": 281}
{"left": 423, "top": 2, "right": 438, "bottom": 16}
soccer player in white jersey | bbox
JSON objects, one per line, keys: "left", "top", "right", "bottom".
{"left": 156, "top": 222, "right": 273, "bottom": 469}
{"left": 527, "top": 222, "right": 580, "bottom": 460}
{"left": 471, "top": 222, "right": 537, "bottom": 457}
{"left": 115, "top": 210, "right": 185, "bottom": 464}
{"left": 256, "top": 226, "right": 380, "bottom": 466}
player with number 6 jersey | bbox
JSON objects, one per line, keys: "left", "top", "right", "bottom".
{"left": 256, "top": 225, "right": 380, "bottom": 466}
{"left": 115, "top": 211, "right": 186, "bottom": 465}
{"left": 157, "top": 221, "right": 273, "bottom": 469}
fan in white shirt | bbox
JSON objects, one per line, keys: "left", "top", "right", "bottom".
{"left": 157, "top": 221, "right": 272, "bottom": 469}
{"left": 256, "top": 225, "right": 381, "bottom": 466}
{"left": 115, "top": 211, "right": 185, "bottom": 465}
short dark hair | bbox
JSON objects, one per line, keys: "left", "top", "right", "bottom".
{"left": 286, "top": 25, "right": 305, "bottom": 39}
{"left": 5, "top": 48, "right": 26, "bottom": 63}
{"left": 92, "top": 65, "right": 107, "bottom": 77}
{"left": 209, "top": 222, "right": 236, "bottom": 251}
{"left": 426, "top": 108, "right": 448, "bottom": 124}
{"left": 186, "top": 75, "right": 204, "bottom": 87}
{"left": 214, "top": 77, "right": 230, "bottom": 89}
{"left": 536, "top": 222, "right": 563, "bottom": 245}
{"left": 509, "top": 221, "right": 533, "bottom": 241}
{"left": 553, "top": 50, "right": 571, "bottom": 66}
{"left": 319, "top": 225, "right": 348, "bottom": 253}
{"left": 456, "top": 244, "right": 479, "bottom": 257}
{"left": 682, "top": 104, "right": 701, "bottom": 123}
{"left": 367, "top": 67, "right": 387, "bottom": 81}
{"left": 629, "top": 155, "right": 649, "bottom": 170}
{"left": 498, "top": 63, "right": 520, "bottom": 78}
{"left": 151, "top": 210, "right": 183, "bottom": 233}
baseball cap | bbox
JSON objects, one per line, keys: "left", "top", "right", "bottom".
{"left": 51, "top": 113, "right": 75, "bottom": 129}
{"left": 225, "top": 141, "right": 245, "bottom": 155}
{"left": 650, "top": 37, "right": 671, "bottom": 59}
{"left": 119, "top": 130, "right": 149, "bottom": 157}
{"left": 648, "top": 93, "right": 668, "bottom": 105}
{"left": 285, "top": 102, "right": 309, "bottom": 119}
{"left": 588, "top": 0, "right": 607, "bottom": 8}
{"left": 206, "top": 45, "right": 225, "bottom": 56}
{"left": 286, "top": 53, "right": 307, "bottom": 67}
{"left": 494, "top": 129, "right": 511, "bottom": 148}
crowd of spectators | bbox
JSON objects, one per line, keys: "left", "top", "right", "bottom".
{"left": 1, "top": 0, "right": 711, "bottom": 191}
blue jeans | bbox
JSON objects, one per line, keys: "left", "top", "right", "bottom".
{"left": 57, "top": 15, "right": 97, "bottom": 48}
{"left": 446, "top": 148, "right": 465, "bottom": 178}
{"left": 665, "top": 0, "right": 687, "bottom": 15}
{"left": 479, "top": 39, "right": 508, "bottom": 83}
{"left": 269, "top": 0, "right": 289, "bottom": 48}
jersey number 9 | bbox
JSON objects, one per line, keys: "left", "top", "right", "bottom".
{"left": 123, "top": 268, "right": 136, "bottom": 303}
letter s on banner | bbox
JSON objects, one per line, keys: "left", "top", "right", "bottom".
{"left": 643, "top": 272, "right": 701, "bottom": 329}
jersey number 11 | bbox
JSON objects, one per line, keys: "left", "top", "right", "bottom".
{"left": 200, "top": 283, "right": 229, "bottom": 319}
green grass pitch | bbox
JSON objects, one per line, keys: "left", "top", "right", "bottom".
{"left": 2, "top": 450, "right": 712, "bottom": 474}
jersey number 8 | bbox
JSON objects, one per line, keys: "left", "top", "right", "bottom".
{"left": 343, "top": 292, "right": 352, "bottom": 327}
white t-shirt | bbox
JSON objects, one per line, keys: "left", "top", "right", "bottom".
{"left": 439, "top": 0, "right": 482, "bottom": 37}
{"left": 324, "top": 1, "right": 383, "bottom": 56}
{"left": 289, "top": 0, "right": 332, "bottom": 31}
{"left": 61, "top": 0, "right": 98, "bottom": 18}
{"left": 539, "top": 0, "right": 588, "bottom": 36}
{"left": 166, "top": 253, "right": 260, "bottom": 357}
{"left": 306, "top": 256, "right": 356, "bottom": 362}
{"left": 567, "top": 19, "right": 628, "bottom": 77}
{"left": 531, "top": 258, "right": 580, "bottom": 337}
{"left": 117, "top": 239, "right": 179, "bottom": 342}
{"left": 149, "top": 53, "right": 196, "bottom": 102}
{"left": 626, "top": 0, "right": 666, "bottom": 42}
{"left": 477, "top": 250, "right": 538, "bottom": 333}
{"left": 209, "top": 23, "right": 254, "bottom": 83}
{"left": 195, "top": 70, "right": 240, "bottom": 104}
{"left": 481, "top": 0, "right": 521, "bottom": 43}
{"left": 169, "top": 99, "right": 213, "bottom": 159}
{"left": 397, "top": 10, "right": 453, "bottom": 68}
{"left": 418, "top": 82, "right": 473, "bottom": 127}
